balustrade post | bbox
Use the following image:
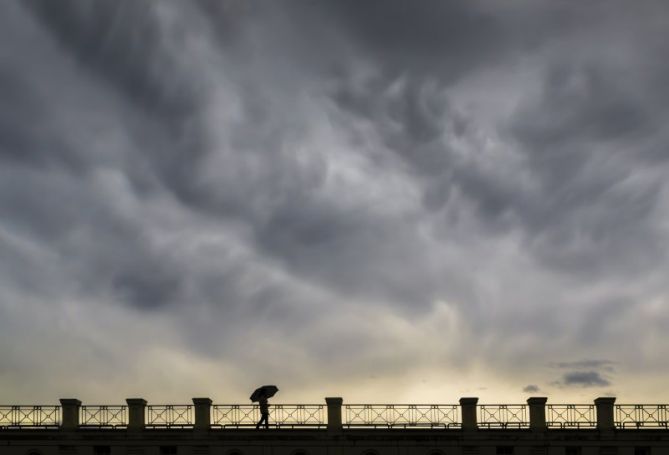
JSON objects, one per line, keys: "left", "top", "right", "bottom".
{"left": 59, "top": 399, "right": 81, "bottom": 430}
{"left": 326, "top": 397, "right": 343, "bottom": 432}
{"left": 193, "top": 398, "right": 212, "bottom": 430}
{"left": 459, "top": 397, "right": 478, "bottom": 430}
{"left": 126, "top": 398, "right": 147, "bottom": 431}
{"left": 594, "top": 397, "right": 616, "bottom": 431}
{"left": 527, "top": 397, "right": 547, "bottom": 431}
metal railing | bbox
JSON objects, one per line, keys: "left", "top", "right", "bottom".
{"left": 146, "top": 405, "right": 193, "bottom": 428}
{"left": 212, "top": 404, "right": 325, "bottom": 428}
{"left": 345, "top": 404, "right": 460, "bottom": 428}
{"left": 80, "top": 406, "right": 127, "bottom": 428}
{"left": 616, "top": 405, "right": 669, "bottom": 429}
{"left": 3, "top": 402, "right": 669, "bottom": 430}
{"left": 547, "top": 404, "right": 596, "bottom": 428}
{"left": 0, "top": 405, "right": 60, "bottom": 428}
{"left": 478, "top": 405, "right": 528, "bottom": 428}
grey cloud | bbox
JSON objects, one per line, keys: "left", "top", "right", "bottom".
{"left": 549, "top": 358, "right": 615, "bottom": 389}
{"left": 22, "top": 0, "right": 219, "bottom": 216}
{"left": 502, "top": 38, "right": 669, "bottom": 276}
{"left": 523, "top": 385, "right": 540, "bottom": 393}
{"left": 323, "top": 1, "right": 534, "bottom": 82}
{"left": 512, "top": 63, "right": 653, "bottom": 149}
{"left": 332, "top": 76, "right": 458, "bottom": 177}
{"left": 561, "top": 371, "right": 611, "bottom": 388}
{"left": 321, "top": 1, "right": 669, "bottom": 283}
{"left": 552, "top": 360, "right": 616, "bottom": 372}
{"left": 24, "top": 0, "right": 204, "bottom": 121}
{"left": 2, "top": 0, "right": 669, "bottom": 402}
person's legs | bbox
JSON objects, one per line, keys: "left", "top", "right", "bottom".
{"left": 256, "top": 413, "right": 269, "bottom": 429}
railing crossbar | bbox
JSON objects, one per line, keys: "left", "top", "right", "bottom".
{"left": 0, "top": 405, "right": 61, "bottom": 428}
{"left": 212, "top": 404, "right": 325, "bottom": 428}
{"left": 478, "top": 405, "right": 528, "bottom": 428}
{"left": 345, "top": 404, "right": 460, "bottom": 428}
{"left": 147, "top": 405, "right": 193, "bottom": 428}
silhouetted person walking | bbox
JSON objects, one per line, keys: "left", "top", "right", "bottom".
{"left": 256, "top": 398, "right": 269, "bottom": 429}
{"left": 250, "top": 384, "right": 278, "bottom": 429}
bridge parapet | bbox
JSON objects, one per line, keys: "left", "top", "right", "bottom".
{"left": 478, "top": 404, "right": 528, "bottom": 428}
{"left": 0, "top": 405, "right": 60, "bottom": 428}
{"left": 616, "top": 404, "right": 669, "bottom": 429}
{"left": 2, "top": 397, "right": 668, "bottom": 431}
{"left": 546, "top": 404, "right": 596, "bottom": 428}
{"left": 80, "top": 405, "right": 127, "bottom": 428}
{"left": 146, "top": 404, "right": 193, "bottom": 428}
{"left": 344, "top": 404, "right": 460, "bottom": 428}
{"left": 212, "top": 404, "right": 325, "bottom": 428}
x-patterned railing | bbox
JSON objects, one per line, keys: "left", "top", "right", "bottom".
{"left": 3, "top": 402, "right": 669, "bottom": 430}
{"left": 0, "top": 405, "right": 60, "bottom": 428}
{"left": 146, "top": 405, "right": 193, "bottom": 428}
{"left": 212, "top": 404, "right": 325, "bottom": 428}
{"left": 345, "top": 404, "right": 460, "bottom": 428}
{"left": 478, "top": 405, "right": 528, "bottom": 428}
{"left": 80, "top": 405, "right": 127, "bottom": 428}
{"left": 547, "top": 404, "right": 596, "bottom": 428}
{"left": 616, "top": 405, "right": 669, "bottom": 429}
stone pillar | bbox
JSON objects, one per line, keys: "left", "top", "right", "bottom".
{"left": 527, "top": 397, "right": 548, "bottom": 431}
{"left": 460, "top": 397, "right": 479, "bottom": 431}
{"left": 59, "top": 399, "right": 81, "bottom": 430}
{"left": 326, "top": 397, "right": 343, "bottom": 432}
{"left": 594, "top": 397, "right": 616, "bottom": 431}
{"left": 193, "top": 397, "right": 212, "bottom": 430}
{"left": 126, "top": 398, "right": 147, "bottom": 431}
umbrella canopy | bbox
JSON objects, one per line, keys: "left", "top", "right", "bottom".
{"left": 250, "top": 385, "right": 279, "bottom": 402}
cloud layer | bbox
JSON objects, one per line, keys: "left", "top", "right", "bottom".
{"left": 1, "top": 0, "right": 668, "bottom": 404}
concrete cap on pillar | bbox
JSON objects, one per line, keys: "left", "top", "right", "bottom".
{"left": 126, "top": 398, "right": 147, "bottom": 431}
{"left": 527, "top": 396, "right": 548, "bottom": 432}
{"left": 459, "top": 397, "right": 479, "bottom": 431}
{"left": 59, "top": 399, "right": 82, "bottom": 430}
{"left": 193, "top": 398, "right": 213, "bottom": 405}
{"left": 594, "top": 396, "right": 616, "bottom": 431}
{"left": 325, "top": 397, "right": 343, "bottom": 432}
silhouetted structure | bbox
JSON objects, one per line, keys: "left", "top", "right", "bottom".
{"left": 1, "top": 396, "right": 669, "bottom": 455}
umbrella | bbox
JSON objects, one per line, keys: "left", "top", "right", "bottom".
{"left": 250, "top": 385, "right": 279, "bottom": 402}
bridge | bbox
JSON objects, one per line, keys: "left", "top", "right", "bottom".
{"left": 1, "top": 397, "right": 667, "bottom": 430}
{"left": 2, "top": 397, "right": 668, "bottom": 455}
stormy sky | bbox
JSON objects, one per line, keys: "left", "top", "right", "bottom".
{"left": 1, "top": 1, "right": 669, "bottom": 405}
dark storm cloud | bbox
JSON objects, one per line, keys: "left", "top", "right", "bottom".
{"left": 2, "top": 0, "right": 669, "bottom": 401}
{"left": 322, "top": 1, "right": 669, "bottom": 280}
{"left": 22, "top": 0, "right": 227, "bottom": 220}
{"left": 24, "top": 1, "right": 203, "bottom": 121}
{"left": 506, "top": 59, "right": 669, "bottom": 275}
{"left": 326, "top": 1, "right": 504, "bottom": 77}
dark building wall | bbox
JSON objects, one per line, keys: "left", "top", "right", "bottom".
{"left": 3, "top": 430, "right": 669, "bottom": 455}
